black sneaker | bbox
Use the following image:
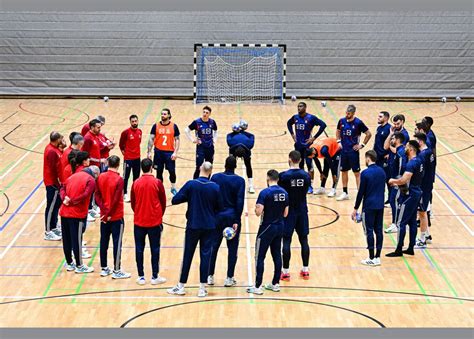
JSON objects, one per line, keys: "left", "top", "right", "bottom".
{"left": 386, "top": 251, "right": 403, "bottom": 257}
{"left": 426, "top": 235, "right": 433, "bottom": 244}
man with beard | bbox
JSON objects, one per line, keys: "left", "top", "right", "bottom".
{"left": 120, "top": 114, "right": 142, "bottom": 202}
{"left": 148, "top": 108, "right": 181, "bottom": 196}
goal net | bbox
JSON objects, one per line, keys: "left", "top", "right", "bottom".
{"left": 194, "top": 44, "right": 286, "bottom": 104}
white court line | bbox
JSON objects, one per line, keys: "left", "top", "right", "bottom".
{"left": 0, "top": 133, "right": 49, "bottom": 180}
{"left": 242, "top": 165, "right": 253, "bottom": 287}
{"left": 433, "top": 189, "right": 474, "bottom": 236}
{"left": 0, "top": 295, "right": 468, "bottom": 301}
{"left": 437, "top": 138, "right": 473, "bottom": 172}
{"left": 0, "top": 199, "right": 46, "bottom": 259}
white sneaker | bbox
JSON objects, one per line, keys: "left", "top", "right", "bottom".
{"left": 224, "top": 277, "right": 237, "bottom": 287}
{"left": 373, "top": 257, "right": 381, "bottom": 266}
{"left": 52, "top": 227, "right": 62, "bottom": 237}
{"left": 112, "top": 270, "right": 131, "bottom": 279}
{"left": 264, "top": 283, "right": 281, "bottom": 292}
{"left": 248, "top": 186, "right": 255, "bottom": 194}
{"left": 384, "top": 223, "right": 398, "bottom": 233}
{"left": 197, "top": 288, "right": 208, "bottom": 298}
{"left": 123, "top": 194, "right": 130, "bottom": 203}
{"left": 313, "top": 187, "right": 325, "bottom": 195}
{"left": 75, "top": 264, "right": 94, "bottom": 274}
{"left": 82, "top": 240, "right": 87, "bottom": 246}
{"left": 336, "top": 192, "right": 349, "bottom": 201}
{"left": 136, "top": 276, "right": 146, "bottom": 285}
{"left": 327, "top": 188, "right": 337, "bottom": 197}
{"left": 246, "top": 286, "right": 264, "bottom": 295}
{"left": 360, "top": 258, "right": 378, "bottom": 266}
{"left": 151, "top": 276, "right": 167, "bottom": 285}
{"left": 167, "top": 285, "right": 186, "bottom": 295}
{"left": 82, "top": 248, "right": 91, "bottom": 259}
{"left": 65, "top": 262, "right": 76, "bottom": 271}
{"left": 207, "top": 275, "right": 215, "bottom": 285}
{"left": 44, "top": 231, "right": 61, "bottom": 241}
{"left": 87, "top": 213, "right": 96, "bottom": 222}
{"left": 100, "top": 267, "right": 112, "bottom": 277}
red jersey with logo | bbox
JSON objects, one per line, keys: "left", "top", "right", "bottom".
{"left": 43, "top": 143, "right": 62, "bottom": 187}
{"left": 95, "top": 170, "right": 124, "bottom": 221}
{"left": 131, "top": 174, "right": 166, "bottom": 227}
{"left": 82, "top": 131, "right": 101, "bottom": 166}
{"left": 119, "top": 127, "right": 142, "bottom": 160}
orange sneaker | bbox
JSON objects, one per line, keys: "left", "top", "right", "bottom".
{"left": 280, "top": 273, "right": 290, "bottom": 281}
{"left": 300, "top": 270, "right": 310, "bottom": 280}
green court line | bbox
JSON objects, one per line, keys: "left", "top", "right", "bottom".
{"left": 309, "top": 101, "right": 335, "bottom": 137}
{"left": 0, "top": 161, "right": 33, "bottom": 194}
{"left": 40, "top": 258, "right": 65, "bottom": 304}
{"left": 386, "top": 231, "right": 430, "bottom": 303}
{"left": 71, "top": 244, "right": 100, "bottom": 303}
{"left": 451, "top": 163, "right": 473, "bottom": 184}
{"left": 0, "top": 161, "right": 14, "bottom": 176}
{"left": 423, "top": 248, "right": 462, "bottom": 304}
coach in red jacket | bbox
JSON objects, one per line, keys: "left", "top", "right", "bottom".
{"left": 119, "top": 114, "right": 142, "bottom": 202}
{"left": 82, "top": 119, "right": 102, "bottom": 167}
{"left": 131, "top": 158, "right": 167, "bottom": 285}
{"left": 59, "top": 165, "right": 99, "bottom": 274}
{"left": 43, "top": 131, "right": 63, "bottom": 241}
{"left": 95, "top": 155, "right": 131, "bottom": 280}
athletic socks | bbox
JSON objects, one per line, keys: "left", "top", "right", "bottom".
{"left": 178, "top": 282, "right": 185, "bottom": 289}
{"left": 301, "top": 266, "right": 309, "bottom": 273}
{"left": 199, "top": 283, "right": 206, "bottom": 289}
{"left": 248, "top": 178, "right": 253, "bottom": 186}
{"left": 282, "top": 268, "right": 289, "bottom": 274}
{"left": 343, "top": 187, "right": 348, "bottom": 194}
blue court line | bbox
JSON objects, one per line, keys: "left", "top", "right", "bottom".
{"left": 0, "top": 180, "right": 43, "bottom": 231}
{"left": 435, "top": 173, "right": 474, "bottom": 214}
{"left": 420, "top": 249, "right": 436, "bottom": 269}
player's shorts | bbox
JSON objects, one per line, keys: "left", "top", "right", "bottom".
{"left": 341, "top": 150, "right": 360, "bottom": 172}
{"left": 283, "top": 209, "right": 309, "bottom": 238}
{"left": 418, "top": 187, "right": 433, "bottom": 212}
{"left": 196, "top": 145, "right": 214, "bottom": 167}
{"left": 295, "top": 145, "right": 313, "bottom": 171}
{"left": 153, "top": 149, "right": 175, "bottom": 171}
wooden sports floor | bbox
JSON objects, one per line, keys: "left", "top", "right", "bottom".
{"left": 0, "top": 98, "right": 472, "bottom": 328}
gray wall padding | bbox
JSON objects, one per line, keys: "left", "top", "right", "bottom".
{"left": 0, "top": 11, "right": 472, "bottom": 98}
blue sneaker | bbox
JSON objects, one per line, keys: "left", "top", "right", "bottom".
{"left": 307, "top": 186, "right": 313, "bottom": 194}
{"left": 171, "top": 187, "right": 178, "bottom": 196}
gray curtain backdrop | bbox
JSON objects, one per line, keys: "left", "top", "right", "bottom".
{"left": 0, "top": 11, "right": 472, "bottom": 97}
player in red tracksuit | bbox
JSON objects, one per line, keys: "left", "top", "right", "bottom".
{"left": 131, "top": 158, "right": 167, "bottom": 285}
{"left": 82, "top": 119, "right": 102, "bottom": 167}
{"left": 59, "top": 165, "right": 100, "bottom": 273}
{"left": 59, "top": 132, "right": 84, "bottom": 183}
{"left": 43, "top": 131, "right": 64, "bottom": 241}
{"left": 119, "top": 114, "right": 142, "bottom": 202}
{"left": 95, "top": 156, "right": 131, "bottom": 279}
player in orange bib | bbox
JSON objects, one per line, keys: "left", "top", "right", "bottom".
{"left": 147, "top": 108, "right": 180, "bottom": 196}
{"left": 307, "top": 137, "right": 342, "bottom": 197}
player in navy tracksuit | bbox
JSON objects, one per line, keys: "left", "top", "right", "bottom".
{"left": 386, "top": 140, "right": 425, "bottom": 257}
{"left": 352, "top": 150, "right": 386, "bottom": 266}
{"left": 208, "top": 156, "right": 245, "bottom": 287}
{"left": 384, "top": 132, "right": 408, "bottom": 234}
{"left": 247, "top": 170, "right": 289, "bottom": 295}
{"left": 287, "top": 102, "right": 326, "bottom": 193}
{"left": 414, "top": 133, "right": 435, "bottom": 247}
{"left": 373, "top": 111, "right": 391, "bottom": 192}
{"left": 185, "top": 106, "right": 218, "bottom": 179}
{"left": 336, "top": 105, "right": 372, "bottom": 201}
{"left": 278, "top": 151, "right": 311, "bottom": 281}
{"left": 167, "top": 162, "right": 223, "bottom": 297}
{"left": 227, "top": 120, "right": 255, "bottom": 193}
